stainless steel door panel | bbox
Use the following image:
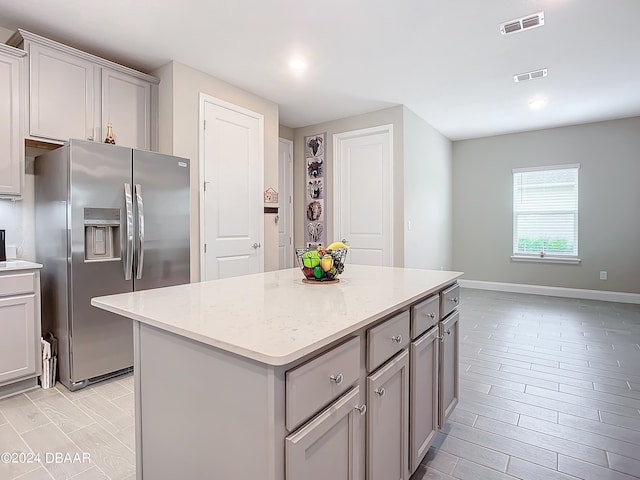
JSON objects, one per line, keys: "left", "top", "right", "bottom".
{"left": 132, "top": 150, "right": 190, "bottom": 291}
{"left": 69, "top": 140, "right": 134, "bottom": 382}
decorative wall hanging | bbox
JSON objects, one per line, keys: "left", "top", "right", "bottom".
{"left": 264, "top": 187, "right": 278, "bottom": 204}
{"left": 304, "top": 133, "right": 327, "bottom": 248}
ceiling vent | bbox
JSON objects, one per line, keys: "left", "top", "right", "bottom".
{"left": 500, "top": 11, "right": 545, "bottom": 35}
{"left": 513, "top": 68, "right": 548, "bottom": 83}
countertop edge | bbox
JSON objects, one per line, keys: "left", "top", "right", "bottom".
{"left": 92, "top": 271, "right": 462, "bottom": 366}
{"left": 0, "top": 261, "right": 44, "bottom": 271}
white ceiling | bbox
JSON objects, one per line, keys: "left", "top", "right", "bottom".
{"left": 1, "top": 0, "right": 639, "bottom": 140}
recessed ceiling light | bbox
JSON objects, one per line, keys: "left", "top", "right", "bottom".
{"left": 289, "top": 58, "right": 307, "bottom": 71}
{"left": 529, "top": 98, "right": 548, "bottom": 110}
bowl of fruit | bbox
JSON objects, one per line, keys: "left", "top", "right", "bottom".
{"left": 296, "top": 242, "right": 349, "bottom": 283}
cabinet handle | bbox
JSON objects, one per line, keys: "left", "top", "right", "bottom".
{"left": 391, "top": 334, "right": 403, "bottom": 343}
{"left": 449, "top": 297, "right": 459, "bottom": 303}
{"left": 428, "top": 312, "right": 436, "bottom": 319}
{"left": 329, "top": 373, "right": 344, "bottom": 385}
{"left": 374, "top": 387, "right": 386, "bottom": 397}
{"left": 447, "top": 329, "right": 452, "bottom": 335}
{"left": 354, "top": 404, "right": 367, "bottom": 415}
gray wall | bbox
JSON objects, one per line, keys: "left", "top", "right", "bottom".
{"left": 292, "top": 106, "right": 453, "bottom": 271}
{"left": 403, "top": 107, "right": 453, "bottom": 270}
{"left": 452, "top": 117, "right": 640, "bottom": 294}
{"left": 293, "top": 106, "right": 405, "bottom": 265}
{"left": 153, "top": 61, "right": 280, "bottom": 278}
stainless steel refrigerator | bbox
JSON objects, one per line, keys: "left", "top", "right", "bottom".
{"left": 35, "top": 139, "right": 190, "bottom": 390}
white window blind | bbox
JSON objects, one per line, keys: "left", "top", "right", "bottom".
{"left": 513, "top": 164, "right": 579, "bottom": 258}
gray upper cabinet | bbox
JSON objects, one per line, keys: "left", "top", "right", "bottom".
{"left": 0, "top": 44, "right": 26, "bottom": 196}
{"left": 9, "top": 29, "right": 158, "bottom": 151}
{"left": 27, "top": 41, "right": 96, "bottom": 142}
{"left": 101, "top": 67, "right": 153, "bottom": 150}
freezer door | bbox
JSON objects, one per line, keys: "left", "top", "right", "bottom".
{"left": 69, "top": 140, "right": 134, "bottom": 383}
{"left": 132, "top": 150, "right": 190, "bottom": 291}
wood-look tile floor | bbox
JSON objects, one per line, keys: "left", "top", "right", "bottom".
{"left": 0, "top": 374, "right": 135, "bottom": 480}
{"left": 1, "top": 288, "right": 639, "bottom": 479}
{"left": 412, "top": 288, "right": 640, "bottom": 480}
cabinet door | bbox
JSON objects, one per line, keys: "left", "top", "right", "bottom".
{"left": 0, "top": 294, "right": 37, "bottom": 385}
{"left": 439, "top": 311, "right": 459, "bottom": 427}
{"left": 102, "top": 68, "right": 152, "bottom": 150}
{"left": 286, "top": 386, "right": 364, "bottom": 480}
{"left": 367, "top": 349, "right": 409, "bottom": 480}
{"left": 0, "top": 49, "right": 22, "bottom": 196}
{"left": 409, "top": 326, "right": 439, "bottom": 474}
{"left": 29, "top": 42, "right": 95, "bottom": 142}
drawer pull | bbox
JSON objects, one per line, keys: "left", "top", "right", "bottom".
{"left": 391, "top": 334, "right": 403, "bottom": 343}
{"left": 449, "top": 297, "right": 459, "bottom": 304}
{"left": 428, "top": 312, "right": 436, "bottom": 319}
{"left": 354, "top": 404, "right": 367, "bottom": 415}
{"left": 374, "top": 387, "right": 386, "bottom": 397}
{"left": 446, "top": 329, "right": 452, "bottom": 335}
{"left": 329, "top": 373, "right": 344, "bottom": 385}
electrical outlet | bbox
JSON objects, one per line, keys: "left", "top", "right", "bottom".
{"left": 599, "top": 271, "right": 607, "bottom": 280}
{"left": 5, "top": 245, "right": 17, "bottom": 260}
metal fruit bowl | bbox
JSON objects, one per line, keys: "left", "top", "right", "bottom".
{"left": 295, "top": 247, "right": 348, "bottom": 282}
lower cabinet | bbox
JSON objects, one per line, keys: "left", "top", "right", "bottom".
{"left": 0, "top": 269, "right": 42, "bottom": 396}
{"left": 409, "top": 326, "right": 439, "bottom": 473}
{"left": 284, "top": 283, "right": 459, "bottom": 480}
{"left": 286, "top": 386, "right": 365, "bottom": 480}
{"left": 366, "top": 349, "right": 410, "bottom": 480}
{"left": 439, "top": 311, "right": 460, "bottom": 426}
{"left": 0, "top": 294, "right": 37, "bottom": 384}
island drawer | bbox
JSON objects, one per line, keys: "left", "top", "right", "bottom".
{"left": 410, "top": 294, "right": 440, "bottom": 339}
{"left": 440, "top": 283, "right": 460, "bottom": 319}
{"left": 0, "top": 273, "right": 36, "bottom": 297}
{"left": 367, "top": 310, "right": 410, "bottom": 372}
{"left": 286, "top": 336, "right": 360, "bottom": 431}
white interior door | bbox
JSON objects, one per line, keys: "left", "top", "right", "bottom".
{"left": 278, "top": 138, "right": 294, "bottom": 269}
{"left": 334, "top": 125, "right": 393, "bottom": 266}
{"left": 200, "top": 95, "right": 264, "bottom": 280}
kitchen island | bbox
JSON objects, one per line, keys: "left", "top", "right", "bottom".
{"left": 92, "top": 265, "right": 462, "bottom": 480}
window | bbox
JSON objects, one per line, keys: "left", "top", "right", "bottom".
{"left": 512, "top": 164, "right": 579, "bottom": 262}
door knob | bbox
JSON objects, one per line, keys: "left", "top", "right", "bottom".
{"left": 252, "top": 242, "right": 261, "bottom": 249}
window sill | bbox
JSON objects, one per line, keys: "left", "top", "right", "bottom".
{"left": 511, "top": 255, "right": 581, "bottom": 265}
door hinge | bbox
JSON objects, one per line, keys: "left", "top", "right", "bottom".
{"left": 203, "top": 119, "right": 207, "bottom": 130}
{"left": 204, "top": 244, "right": 207, "bottom": 253}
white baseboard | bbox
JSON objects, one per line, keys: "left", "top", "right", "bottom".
{"left": 458, "top": 280, "right": 640, "bottom": 305}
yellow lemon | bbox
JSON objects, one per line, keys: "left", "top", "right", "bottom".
{"left": 320, "top": 255, "right": 333, "bottom": 272}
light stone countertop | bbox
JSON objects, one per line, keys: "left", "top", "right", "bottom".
{"left": 0, "top": 260, "right": 43, "bottom": 271}
{"left": 92, "top": 265, "right": 462, "bottom": 366}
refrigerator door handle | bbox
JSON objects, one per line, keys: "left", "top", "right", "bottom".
{"left": 135, "top": 184, "right": 145, "bottom": 280}
{"left": 124, "top": 183, "right": 134, "bottom": 281}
